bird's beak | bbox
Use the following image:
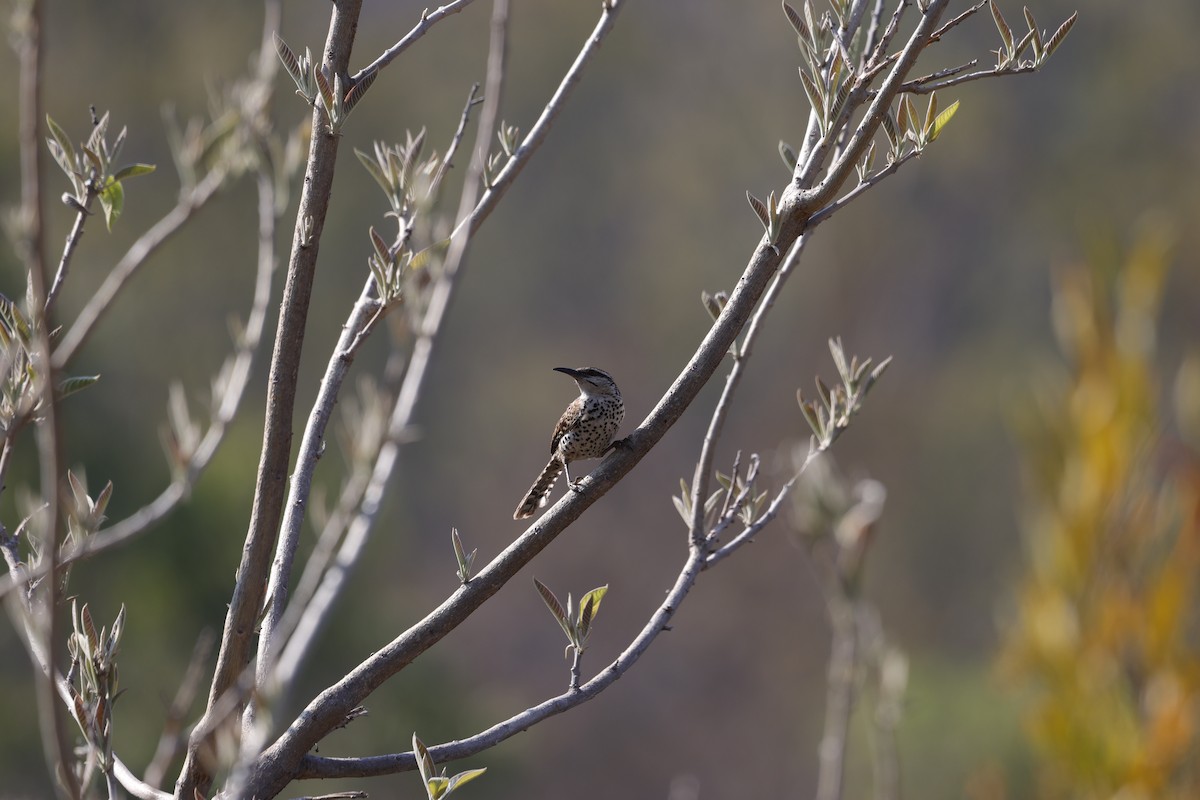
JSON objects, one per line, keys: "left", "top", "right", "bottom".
{"left": 553, "top": 367, "right": 583, "bottom": 379}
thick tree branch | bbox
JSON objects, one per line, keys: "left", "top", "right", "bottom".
{"left": 176, "top": 2, "right": 363, "bottom": 796}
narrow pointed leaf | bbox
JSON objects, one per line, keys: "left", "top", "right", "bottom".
{"left": 533, "top": 578, "right": 572, "bottom": 638}
{"left": 451, "top": 528, "right": 466, "bottom": 564}
{"left": 112, "top": 163, "right": 156, "bottom": 182}
{"left": 672, "top": 494, "right": 690, "bottom": 524}
{"left": 1045, "top": 11, "right": 1077, "bottom": 58}
{"left": 798, "top": 67, "right": 824, "bottom": 117}
{"left": 881, "top": 109, "right": 899, "bottom": 150}
{"left": 273, "top": 32, "right": 302, "bottom": 83}
{"left": 413, "top": 733, "right": 434, "bottom": 786}
{"left": 782, "top": 2, "right": 810, "bottom": 43}
{"left": 46, "top": 115, "right": 77, "bottom": 172}
{"left": 343, "top": 69, "right": 377, "bottom": 113}
{"left": 314, "top": 66, "right": 335, "bottom": 114}
{"left": 928, "top": 99, "right": 960, "bottom": 142}
{"left": 58, "top": 374, "right": 101, "bottom": 400}
{"left": 410, "top": 239, "right": 450, "bottom": 271}
{"left": 778, "top": 140, "right": 797, "bottom": 171}
{"left": 81, "top": 604, "right": 98, "bottom": 653}
{"left": 354, "top": 147, "right": 393, "bottom": 196}
{"left": 990, "top": 0, "right": 1014, "bottom": 54}
{"left": 746, "top": 191, "right": 770, "bottom": 229}
{"left": 577, "top": 585, "right": 608, "bottom": 628}
{"left": 369, "top": 227, "right": 390, "bottom": 264}
{"left": 924, "top": 92, "right": 939, "bottom": 136}
{"left": 447, "top": 768, "right": 488, "bottom": 792}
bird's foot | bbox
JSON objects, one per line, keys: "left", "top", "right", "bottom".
{"left": 603, "top": 436, "right": 631, "bottom": 456}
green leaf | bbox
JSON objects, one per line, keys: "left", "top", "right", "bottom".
{"left": 446, "top": 768, "right": 488, "bottom": 794}
{"left": 112, "top": 163, "right": 156, "bottom": 182}
{"left": 426, "top": 776, "right": 450, "bottom": 799}
{"left": 58, "top": 374, "right": 100, "bottom": 400}
{"left": 98, "top": 178, "right": 124, "bottom": 230}
{"left": 928, "top": 99, "right": 960, "bottom": 142}
{"left": 410, "top": 239, "right": 450, "bottom": 271}
{"left": 46, "top": 115, "right": 78, "bottom": 181}
{"left": 577, "top": 585, "right": 609, "bottom": 628}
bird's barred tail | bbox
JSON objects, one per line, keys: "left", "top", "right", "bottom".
{"left": 514, "top": 457, "right": 564, "bottom": 520}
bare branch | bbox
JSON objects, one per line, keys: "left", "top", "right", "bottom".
{"left": 899, "top": 62, "right": 1037, "bottom": 94}
{"left": 450, "top": 0, "right": 623, "bottom": 243}
{"left": 293, "top": 546, "right": 709, "bottom": 780}
{"left": 353, "top": 0, "right": 479, "bottom": 82}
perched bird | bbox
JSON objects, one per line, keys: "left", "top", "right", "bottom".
{"left": 513, "top": 367, "right": 624, "bottom": 520}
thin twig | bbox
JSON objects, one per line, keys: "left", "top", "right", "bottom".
{"left": 927, "top": 0, "right": 989, "bottom": 45}
{"left": 143, "top": 630, "right": 216, "bottom": 789}
{"left": 860, "top": 0, "right": 887, "bottom": 69}
{"left": 865, "top": 0, "right": 910, "bottom": 71}
{"left": 808, "top": 148, "right": 920, "bottom": 228}
{"left": 569, "top": 647, "right": 583, "bottom": 691}
{"left": 45, "top": 189, "right": 97, "bottom": 315}
{"left": 52, "top": 167, "right": 225, "bottom": 368}
{"left": 894, "top": 59, "right": 978, "bottom": 92}
{"left": 252, "top": 282, "right": 382, "bottom": 690}
{"left": 449, "top": 0, "right": 619, "bottom": 243}
{"left": 352, "top": 0, "right": 479, "bottom": 82}
{"left": 429, "top": 83, "right": 483, "bottom": 199}
{"left": 899, "top": 63, "right": 1038, "bottom": 94}
{"left": 687, "top": 237, "right": 807, "bottom": 546}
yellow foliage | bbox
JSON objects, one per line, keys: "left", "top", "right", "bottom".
{"left": 1001, "top": 223, "right": 1200, "bottom": 798}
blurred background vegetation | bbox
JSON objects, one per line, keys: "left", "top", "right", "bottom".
{"left": 1, "top": 0, "right": 1198, "bottom": 797}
